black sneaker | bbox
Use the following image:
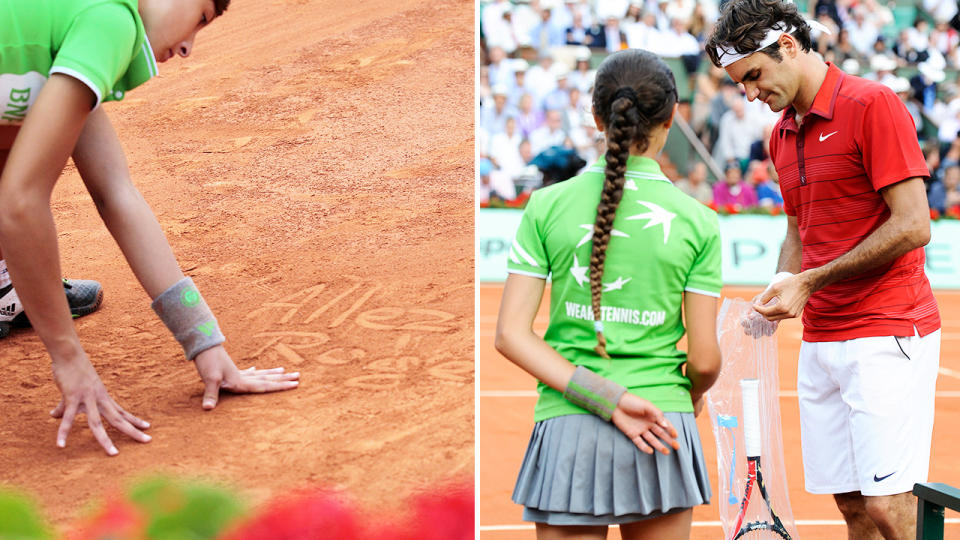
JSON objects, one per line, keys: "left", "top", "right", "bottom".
{"left": 60, "top": 278, "right": 104, "bottom": 319}
{"left": 0, "top": 279, "right": 104, "bottom": 337}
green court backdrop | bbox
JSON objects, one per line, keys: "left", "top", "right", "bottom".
{"left": 477, "top": 209, "right": 960, "bottom": 288}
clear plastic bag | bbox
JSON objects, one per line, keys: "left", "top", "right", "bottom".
{"left": 706, "top": 298, "right": 800, "bottom": 539}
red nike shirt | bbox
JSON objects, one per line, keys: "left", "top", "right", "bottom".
{"left": 769, "top": 62, "right": 940, "bottom": 341}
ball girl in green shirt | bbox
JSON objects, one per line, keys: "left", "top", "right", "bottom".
{"left": 496, "top": 49, "right": 723, "bottom": 538}
{"left": 0, "top": 0, "right": 299, "bottom": 456}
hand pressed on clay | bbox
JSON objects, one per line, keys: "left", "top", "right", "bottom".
{"left": 50, "top": 355, "right": 151, "bottom": 456}
{"left": 193, "top": 345, "right": 300, "bottom": 409}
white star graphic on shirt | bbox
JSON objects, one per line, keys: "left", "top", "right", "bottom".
{"left": 576, "top": 224, "right": 629, "bottom": 248}
{"left": 603, "top": 276, "right": 632, "bottom": 292}
{"left": 625, "top": 179, "right": 638, "bottom": 191}
{"left": 625, "top": 200, "right": 676, "bottom": 244}
{"left": 570, "top": 253, "right": 589, "bottom": 287}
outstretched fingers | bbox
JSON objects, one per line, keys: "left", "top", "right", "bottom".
{"left": 221, "top": 370, "right": 300, "bottom": 394}
{"left": 56, "top": 400, "right": 80, "bottom": 448}
{"left": 82, "top": 397, "right": 117, "bottom": 456}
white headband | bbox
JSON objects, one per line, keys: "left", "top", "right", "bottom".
{"left": 714, "top": 19, "right": 832, "bottom": 68}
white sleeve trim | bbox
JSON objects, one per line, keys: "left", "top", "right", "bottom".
{"left": 48, "top": 67, "right": 102, "bottom": 107}
{"left": 510, "top": 240, "right": 541, "bottom": 268}
{"left": 684, "top": 287, "right": 721, "bottom": 298}
{"left": 507, "top": 269, "right": 549, "bottom": 279}
{"left": 141, "top": 33, "right": 159, "bottom": 76}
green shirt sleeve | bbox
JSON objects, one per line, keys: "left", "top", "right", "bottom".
{"left": 684, "top": 210, "right": 722, "bottom": 296}
{"left": 50, "top": 2, "right": 137, "bottom": 106}
{"left": 506, "top": 193, "right": 550, "bottom": 279}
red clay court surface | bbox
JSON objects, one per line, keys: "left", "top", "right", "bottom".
{"left": 479, "top": 283, "right": 960, "bottom": 539}
{"left": 0, "top": 0, "right": 473, "bottom": 529}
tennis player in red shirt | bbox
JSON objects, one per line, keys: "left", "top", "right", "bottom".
{"left": 707, "top": 1, "right": 940, "bottom": 538}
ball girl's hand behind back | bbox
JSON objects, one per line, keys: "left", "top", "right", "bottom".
{"left": 611, "top": 392, "right": 680, "bottom": 455}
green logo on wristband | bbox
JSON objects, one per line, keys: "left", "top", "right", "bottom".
{"left": 181, "top": 288, "right": 200, "bottom": 307}
{"left": 197, "top": 320, "right": 217, "bottom": 337}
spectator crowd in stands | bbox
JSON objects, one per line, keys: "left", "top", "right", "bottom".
{"left": 478, "top": 0, "right": 960, "bottom": 218}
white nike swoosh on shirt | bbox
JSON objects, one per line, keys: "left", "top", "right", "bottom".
{"left": 819, "top": 131, "right": 838, "bottom": 142}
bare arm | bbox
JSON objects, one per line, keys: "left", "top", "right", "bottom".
{"left": 757, "top": 177, "right": 930, "bottom": 320}
{"left": 495, "top": 273, "right": 678, "bottom": 454}
{"left": 776, "top": 215, "right": 802, "bottom": 274}
{"left": 683, "top": 292, "right": 721, "bottom": 409}
{"left": 494, "top": 273, "right": 575, "bottom": 392}
{"left": 0, "top": 75, "right": 91, "bottom": 358}
{"left": 71, "top": 107, "right": 299, "bottom": 409}
{"left": 71, "top": 107, "right": 184, "bottom": 298}
{"left": 0, "top": 74, "right": 150, "bottom": 454}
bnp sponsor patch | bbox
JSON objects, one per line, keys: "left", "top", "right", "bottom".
{"left": 0, "top": 72, "right": 47, "bottom": 125}
{"left": 564, "top": 301, "right": 666, "bottom": 326}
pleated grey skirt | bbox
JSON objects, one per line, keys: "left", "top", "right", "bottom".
{"left": 512, "top": 412, "right": 711, "bottom": 525}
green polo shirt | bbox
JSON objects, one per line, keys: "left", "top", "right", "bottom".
{"left": 508, "top": 156, "right": 722, "bottom": 420}
{"left": 0, "top": 0, "right": 157, "bottom": 124}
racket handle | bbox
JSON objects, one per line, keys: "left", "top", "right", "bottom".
{"left": 740, "top": 378, "right": 762, "bottom": 458}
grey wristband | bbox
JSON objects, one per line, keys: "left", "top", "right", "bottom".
{"left": 563, "top": 366, "right": 627, "bottom": 421}
{"left": 151, "top": 277, "right": 225, "bottom": 360}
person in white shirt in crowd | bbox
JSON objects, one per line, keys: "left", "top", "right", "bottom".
{"left": 865, "top": 53, "right": 898, "bottom": 86}
{"left": 662, "top": 0, "right": 696, "bottom": 23}
{"left": 478, "top": 65, "right": 493, "bottom": 107}
{"left": 528, "top": 0, "right": 567, "bottom": 49}
{"left": 914, "top": 60, "right": 946, "bottom": 111}
{"left": 508, "top": 59, "right": 530, "bottom": 107}
{"left": 568, "top": 114, "right": 602, "bottom": 168}
{"left": 624, "top": 1, "right": 643, "bottom": 24}
{"left": 602, "top": 16, "right": 626, "bottom": 52}
{"left": 624, "top": 9, "right": 662, "bottom": 51}
{"left": 937, "top": 99, "right": 960, "bottom": 148}
{"left": 659, "top": 16, "right": 701, "bottom": 58}
{"left": 542, "top": 68, "right": 573, "bottom": 112}
{"left": 485, "top": 3, "right": 520, "bottom": 54}
{"left": 885, "top": 76, "right": 923, "bottom": 133}
{"left": 674, "top": 161, "right": 713, "bottom": 204}
{"left": 489, "top": 116, "right": 528, "bottom": 183}
{"left": 515, "top": 92, "right": 544, "bottom": 139}
{"left": 711, "top": 96, "right": 761, "bottom": 167}
{"left": 907, "top": 17, "right": 933, "bottom": 53}
{"left": 560, "top": 0, "right": 593, "bottom": 30}
{"left": 595, "top": 0, "right": 629, "bottom": 21}
{"left": 480, "top": 85, "right": 518, "bottom": 136}
{"left": 651, "top": 0, "right": 672, "bottom": 31}
{"left": 567, "top": 48, "right": 596, "bottom": 92}
{"left": 524, "top": 52, "right": 558, "bottom": 108}
{"left": 564, "top": 87, "right": 585, "bottom": 131}
{"left": 482, "top": 0, "right": 514, "bottom": 49}
{"left": 930, "top": 20, "right": 959, "bottom": 61}
{"left": 529, "top": 108, "right": 568, "bottom": 155}
{"left": 478, "top": 157, "right": 518, "bottom": 205}
{"left": 511, "top": 0, "right": 543, "bottom": 40}
{"left": 566, "top": 11, "right": 590, "bottom": 45}
{"left": 845, "top": 5, "right": 880, "bottom": 57}
{"left": 486, "top": 46, "right": 515, "bottom": 93}
{"left": 924, "top": 0, "right": 958, "bottom": 29}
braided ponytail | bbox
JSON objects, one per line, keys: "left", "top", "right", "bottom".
{"left": 587, "top": 50, "right": 677, "bottom": 358}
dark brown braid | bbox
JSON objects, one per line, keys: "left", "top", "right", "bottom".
{"left": 588, "top": 50, "right": 677, "bottom": 358}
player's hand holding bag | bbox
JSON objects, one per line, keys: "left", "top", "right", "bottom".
{"left": 707, "top": 298, "right": 800, "bottom": 539}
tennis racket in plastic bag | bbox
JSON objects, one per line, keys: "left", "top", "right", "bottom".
{"left": 730, "top": 378, "right": 792, "bottom": 539}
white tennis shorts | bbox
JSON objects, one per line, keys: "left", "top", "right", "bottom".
{"left": 797, "top": 327, "right": 940, "bottom": 497}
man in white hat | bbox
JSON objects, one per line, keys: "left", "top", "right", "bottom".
{"left": 708, "top": 1, "right": 940, "bottom": 538}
